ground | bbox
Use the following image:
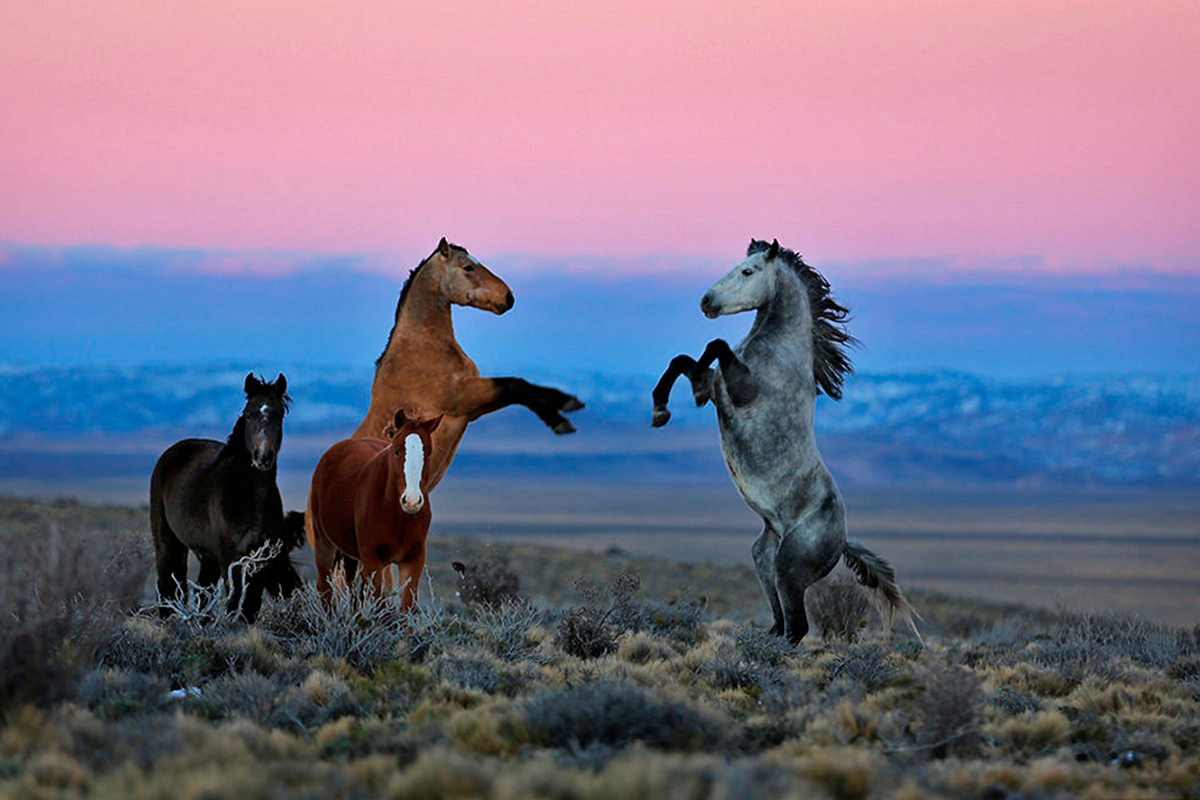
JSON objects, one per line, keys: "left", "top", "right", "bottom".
{"left": 1, "top": 496, "right": 1198, "bottom": 800}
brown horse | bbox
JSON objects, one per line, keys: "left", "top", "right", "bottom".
{"left": 307, "top": 409, "right": 441, "bottom": 609}
{"left": 354, "top": 237, "right": 584, "bottom": 490}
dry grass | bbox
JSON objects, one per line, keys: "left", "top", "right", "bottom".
{"left": 1, "top": 496, "right": 1198, "bottom": 799}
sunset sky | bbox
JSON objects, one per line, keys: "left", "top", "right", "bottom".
{"left": 3, "top": 0, "right": 1198, "bottom": 271}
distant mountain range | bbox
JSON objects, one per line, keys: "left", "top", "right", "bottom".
{"left": 1, "top": 362, "right": 1196, "bottom": 487}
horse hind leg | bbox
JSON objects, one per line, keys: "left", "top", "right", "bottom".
{"left": 751, "top": 524, "right": 786, "bottom": 635}
{"left": 774, "top": 527, "right": 843, "bottom": 645}
{"left": 305, "top": 498, "right": 341, "bottom": 606}
{"left": 149, "top": 492, "right": 188, "bottom": 613}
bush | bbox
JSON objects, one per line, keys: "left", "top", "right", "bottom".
{"left": 256, "top": 578, "right": 407, "bottom": 671}
{"left": 405, "top": 599, "right": 544, "bottom": 663}
{"left": 640, "top": 591, "right": 708, "bottom": 646}
{"left": 827, "top": 643, "right": 897, "bottom": 689}
{"left": 912, "top": 660, "right": 982, "bottom": 758}
{"left": 808, "top": 574, "right": 870, "bottom": 642}
{"left": 554, "top": 570, "right": 641, "bottom": 659}
{"left": 452, "top": 555, "right": 521, "bottom": 608}
{"left": 737, "top": 624, "right": 798, "bottom": 667}
{"left": 517, "top": 681, "right": 724, "bottom": 753}
{"left": 0, "top": 519, "right": 149, "bottom": 717}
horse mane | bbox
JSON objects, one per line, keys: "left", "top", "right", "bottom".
{"left": 220, "top": 416, "right": 249, "bottom": 460}
{"left": 375, "top": 241, "right": 469, "bottom": 368}
{"left": 747, "top": 239, "right": 858, "bottom": 400}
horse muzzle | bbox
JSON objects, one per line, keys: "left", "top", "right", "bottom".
{"left": 400, "top": 494, "right": 424, "bottom": 514}
{"left": 251, "top": 451, "right": 277, "bottom": 471}
{"left": 491, "top": 291, "right": 514, "bottom": 315}
{"left": 700, "top": 293, "right": 721, "bottom": 318}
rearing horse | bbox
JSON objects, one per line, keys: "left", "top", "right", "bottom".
{"left": 652, "top": 239, "right": 919, "bottom": 644}
{"left": 355, "top": 237, "right": 584, "bottom": 490}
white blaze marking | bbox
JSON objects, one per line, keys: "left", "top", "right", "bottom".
{"left": 401, "top": 433, "right": 424, "bottom": 510}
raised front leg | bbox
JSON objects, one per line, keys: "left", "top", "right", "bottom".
{"left": 650, "top": 355, "right": 715, "bottom": 427}
{"left": 695, "top": 339, "right": 757, "bottom": 407}
{"left": 455, "top": 377, "right": 584, "bottom": 434}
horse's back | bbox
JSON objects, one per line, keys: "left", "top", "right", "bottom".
{"left": 151, "top": 438, "right": 222, "bottom": 506}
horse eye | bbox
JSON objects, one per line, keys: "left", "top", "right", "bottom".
{"left": 742, "top": 268, "right": 754, "bottom": 276}
{"left": 463, "top": 265, "right": 475, "bottom": 272}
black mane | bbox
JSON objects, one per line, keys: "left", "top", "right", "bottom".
{"left": 747, "top": 239, "right": 857, "bottom": 400}
{"left": 375, "top": 241, "right": 469, "bottom": 368}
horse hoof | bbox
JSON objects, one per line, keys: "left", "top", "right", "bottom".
{"left": 552, "top": 420, "right": 576, "bottom": 435}
{"left": 651, "top": 407, "right": 670, "bottom": 427}
{"left": 560, "top": 396, "right": 585, "bottom": 413}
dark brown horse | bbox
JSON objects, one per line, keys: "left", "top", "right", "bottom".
{"left": 149, "top": 373, "right": 302, "bottom": 621}
{"left": 307, "top": 408, "right": 441, "bottom": 610}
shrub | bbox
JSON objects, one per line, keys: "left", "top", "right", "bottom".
{"left": 808, "top": 574, "right": 870, "bottom": 642}
{"left": 827, "top": 643, "right": 897, "bottom": 689}
{"left": 405, "top": 599, "right": 544, "bottom": 663}
{"left": 517, "top": 681, "right": 724, "bottom": 753}
{"left": 554, "top": 570, "right": 641, "bottom": 659}
{"left": 452, "top": 555, "right": 521, "bottom": 608}
{"left": 736, "top": 624, "right": 798, "bottom": 667}
{"left": 257, "top": 578, "right": 407, "bottom": 671}
{"left": 640, "top": 590, "right": 708, "bottom": 646}
{"left": 0, "top": 519, "right": 148, "bottom": 717}
{"left": 912, "top": 660, "right": 982, "bottom": 757}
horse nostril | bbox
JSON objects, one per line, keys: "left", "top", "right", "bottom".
{"left": 505, "top": 291, "right": 514, "bottom": 310}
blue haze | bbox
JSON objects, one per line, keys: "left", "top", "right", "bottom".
{"left": 3, "top": 244, "right": 1199, "bottom": 379}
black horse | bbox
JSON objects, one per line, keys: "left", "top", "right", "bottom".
{"left": 149, "top": 373, "right": 303, "bottom": 621}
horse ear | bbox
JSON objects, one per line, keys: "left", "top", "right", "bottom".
{"left": 423, "top": 414, "right": 443, "bottom": 434}
{"left": 394, "top": 408, "right": 409, "bottom": 429}
{"left": 381, "top": 420, "right": 396, "bottom": 438}
{"left": 244, "top": 373, "right": 261, "bottom": 395}
{"left": 438, "top": 237, "right": 451, "bottom": 258}
{"left": 274, "top": 373, "right": 287, "bottom": 395}
{"left": 767, "top": 239, "right": 780, "bottom": 260}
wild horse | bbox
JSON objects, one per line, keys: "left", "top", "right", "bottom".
{"left": 652, "top": 239, "right": 919, "bottom": 643}
{"left": 149, "top": 373, "right": 302, "bottom": 621}
{"left": 307, "top": 409, "right": 441, "bottom": 609}
{"left": 355, "top": 237, "right": 584, "bottom": 490}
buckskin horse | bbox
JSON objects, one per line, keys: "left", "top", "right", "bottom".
{"left": 651, "top": 239, "right": 919, "bottom": 643}
{"left": 354, "top": 237, "right": 584, "bottom": 489}
{"left": 307, "top": 409, "right": 441, "bottom": 609}
{"left": 149, "top": 373, "right": 303, "bottom": 621}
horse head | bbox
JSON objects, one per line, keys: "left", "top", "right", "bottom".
{"left": 242, "top": 373, "right": 289, "bottom": 471}
{"left": 700, "top": 238, "right": 782, "bottom": 318}
{"left": 428, "top": 237, "right": 514, "bottom": 315}
{"left": 382, "top": 408, "right": 442, "bottom": 514}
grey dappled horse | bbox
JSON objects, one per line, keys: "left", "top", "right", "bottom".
{"left": 652, "top": 239, "right": 919, "bottom": 643}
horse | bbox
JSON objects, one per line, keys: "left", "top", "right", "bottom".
{"left": 149, "top": 373, "right": 303, "bottom": 622}
{"left": 651, "top": 239, "right": 919, "bottom": 644}
{"left": 307, "top": 408, "right": 441, "bottom": 609}
{"left": 355, "top": 237, "right": 584, "bottom": 488}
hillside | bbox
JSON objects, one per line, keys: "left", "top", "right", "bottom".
{"left": 1, "top": 497, "right": 1197, "bottom": 799}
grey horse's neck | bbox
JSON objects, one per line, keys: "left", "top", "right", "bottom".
{"left": 747, "top": 267, "right": 811, "bottom": 355}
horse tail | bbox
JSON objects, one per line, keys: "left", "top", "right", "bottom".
{"left": 842, "top": 539, "right": 922, "bottom": 640}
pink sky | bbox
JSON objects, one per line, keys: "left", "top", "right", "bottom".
{"left": 2, "top": 1, "right": 1197, "bottom": 269}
